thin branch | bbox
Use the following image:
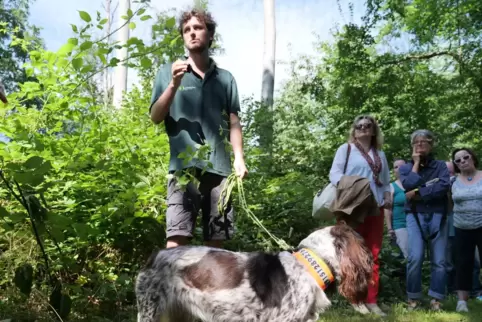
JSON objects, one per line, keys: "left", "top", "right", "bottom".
{"left": 0, "top": 169, "right": 56, "bottom": 285}
{"left": 61, "top": 5, "right": 147, "bottom": 74}
{"left": 382, "top": 51, "right": 456, "bottom": 65}
{"left": 0, "top": 170, "right": 25, "bottom": 207}
{"left": 68, "top": 41, "right": 176, "bottom": 96}
{"left": 14, "top": 180, "right": 55, "bottom": 285}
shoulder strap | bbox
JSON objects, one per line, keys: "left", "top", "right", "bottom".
{"left": 343, "top": 144, "right": 351, "bottom": 174}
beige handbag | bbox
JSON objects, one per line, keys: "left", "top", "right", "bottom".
{"left": 312, "top": 144, "right": 351, "bottom": 220}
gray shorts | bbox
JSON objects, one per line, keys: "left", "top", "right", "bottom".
{"left": 166, "top": 171, "right": 234, "bottom": 241}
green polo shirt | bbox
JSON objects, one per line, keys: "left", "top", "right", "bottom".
{"left": 149, "top": 58, "right": 240, "bottom": 177}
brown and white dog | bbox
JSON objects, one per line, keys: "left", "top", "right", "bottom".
{"left": 135, "top": 223, "right": 373, "bottom": 322}
{"left": 0, "top": 80, "right": 7, "bottom": 104}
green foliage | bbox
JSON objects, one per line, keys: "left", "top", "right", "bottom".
{"left": 2, "top": 0, "right": 482, "bottom": 320}
{"left": 0, "top": 3, "right": 183, "bottom": 319}
{"left": 0, "top": 0, "right": 44, "bottom": 108}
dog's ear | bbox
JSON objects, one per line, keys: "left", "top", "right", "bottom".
{"left": 247, "top": 253, "right": 289, "bottom": 308}
{"left": 331, "top": 224, "right": 373, "bottom": 304}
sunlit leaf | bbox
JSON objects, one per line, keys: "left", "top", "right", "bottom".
{"left": 78, "top": 11, "right": 92, "bottom": 23}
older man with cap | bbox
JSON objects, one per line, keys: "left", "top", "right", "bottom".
{"left": 399, "top": 129, "right": 451, "bottom": 311}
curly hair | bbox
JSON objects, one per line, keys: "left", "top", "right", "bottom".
{"left": 348, "top": 115, "right": 384, "bottom": 150}
{"left": 178, "top": 8, "right": 217, "bottom": 48}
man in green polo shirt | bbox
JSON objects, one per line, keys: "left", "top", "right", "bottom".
{"left": 149, "top": 8, "right": 248, "bottom": 249}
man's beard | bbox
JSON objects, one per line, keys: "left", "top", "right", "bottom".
{"left": 187, "top": 42, "right": 208, "bottom": 54}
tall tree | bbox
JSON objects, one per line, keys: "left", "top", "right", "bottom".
{"left": 260, "top": 0, "right": 276, "bottom": 150}
{"left": 102, "top": 0, "right": 114, "bottom": 107}
{"left": 112, "top": 0, "right": 131, "bottom": 109}
{"left": 0, "top": 0, "right": 43, "bottom": 93}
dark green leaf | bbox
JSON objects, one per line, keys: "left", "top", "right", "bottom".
{"left": 47, "top": 213, "right": 73, "bottom": 229}
{"left": 24, "top": 156, "right": 44, "bottom": 169}
{"left": 14, "top": 263, "right": 34, "bottom": 297}
{"left": 72, "top": 57, "right": 83, "bottom": 70}
{"left": 0, "top": 206, "right": 8, "bottom": 218}
{"left": 140, "top": 57, "right": 152, "bottom": 68}
{"left": 49, "top": 227, "right": 65, "bottom": 242}
{"left": 36, "top": 160, "right": 52, "bottom": 175}
{"left": 80, "top": 41, "right": 93, "bottom": 51}
{"left": 109, "top": 57, "right": 120, "bottom": 66}
{"left": 166, "top": 17, "right": 176, "bottom": 29}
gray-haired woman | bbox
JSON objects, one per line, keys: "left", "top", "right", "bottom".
{"left": 398, "top": 129, "right": 451, "bottom": 311}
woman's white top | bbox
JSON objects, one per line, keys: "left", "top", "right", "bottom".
{"left": 329, "top": 143, "right": 391, "bottom": 206}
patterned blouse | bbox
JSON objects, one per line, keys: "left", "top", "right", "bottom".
{"left": 452, "top": 177, "right": 482, "bottom": 230}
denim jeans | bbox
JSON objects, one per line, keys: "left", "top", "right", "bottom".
{"left": 406, "top": 212, "right": 448, "bottom": 300}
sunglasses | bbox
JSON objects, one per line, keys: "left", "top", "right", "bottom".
{"left": 355, "top": 123, "right": 373, "bottom": 130}
{"left": 454, "top": 155, "right": 471, "bottom": 164}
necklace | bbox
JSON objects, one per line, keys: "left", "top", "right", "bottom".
{"left": 466, "top": 171, "right": 477, "bottom": 182}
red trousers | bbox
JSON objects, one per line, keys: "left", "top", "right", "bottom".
{"left": 354, "top": 208, "right": 384, "bottom": 304}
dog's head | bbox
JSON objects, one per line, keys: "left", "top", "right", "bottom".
{"left": 297, "top": 223, "right": 373, "bottom": 303}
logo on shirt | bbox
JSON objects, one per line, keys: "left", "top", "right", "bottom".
{"left": 178, "top": 86, "right": 196, "bottom": 91}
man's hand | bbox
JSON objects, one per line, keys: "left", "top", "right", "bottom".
{"left": 405, "top": 189, "right": 418, "bottom": 200}
{"left": 171, "top": 60, "right": 189, "bottom": 88}
{"left": 412, "top": 146, "right": 421, "bottom": 164}
{"left": 233, "top": 157, "right": 248, "bottom": 179}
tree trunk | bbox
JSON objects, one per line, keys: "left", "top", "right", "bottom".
{"left": 260, "top": 0, "right": 276, "bottom": 150}
{"left": 261, "top": 0, "right": 276, "bottom": 107}
{"left": 103, "top": 0, "right": 112, "bottom": 107}
{"left": 112, "top": 0, "right": 130, "bottom": 109}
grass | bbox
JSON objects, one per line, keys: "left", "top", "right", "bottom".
{"left": 318, "top": 298, "right": 482, "bottom": 321}
{"left": 2, "top": 297, "right": 482, "bottom": 321}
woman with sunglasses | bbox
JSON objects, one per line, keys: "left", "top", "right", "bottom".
{"left": 451, "top": 148, "right": 482, "bottom": 312}
{"left": 329, "top": 114, "right": 391, "bottom": 316}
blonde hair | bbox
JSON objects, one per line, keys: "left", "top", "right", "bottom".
{"left": 348, "top": 114, "right": 384, "bottom": 150}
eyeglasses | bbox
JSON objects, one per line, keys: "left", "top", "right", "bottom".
{"left": 412, "top": 140, "right": 430, "bottom": 146}
{"left": 454, "top": 155, "right": 471, "bottom": 164}
{"left": 355, "top": 123, "right": 372, "bottom": 130}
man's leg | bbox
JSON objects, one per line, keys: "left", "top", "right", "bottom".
{"left": 200, "top": 173, "right": 234, "bottom": 248}
{"left": 165, "top": 176, "right": 200, "bottom": 248}
{"left": 406, "top": 213, "right": 426, "bottom": 302}
{"left": 428, "top": 213, "right": 448, "bottom": 301}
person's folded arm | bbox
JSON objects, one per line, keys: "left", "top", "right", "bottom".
{"left": 399, "top": 163, "right": 424, "bottom": 191}
{"left": 418, "top": 162, "right": 450, "bottom": 200}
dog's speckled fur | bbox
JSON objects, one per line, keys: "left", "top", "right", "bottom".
{"left": 135, "top": 224, "right": 373, "bottom": 322}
